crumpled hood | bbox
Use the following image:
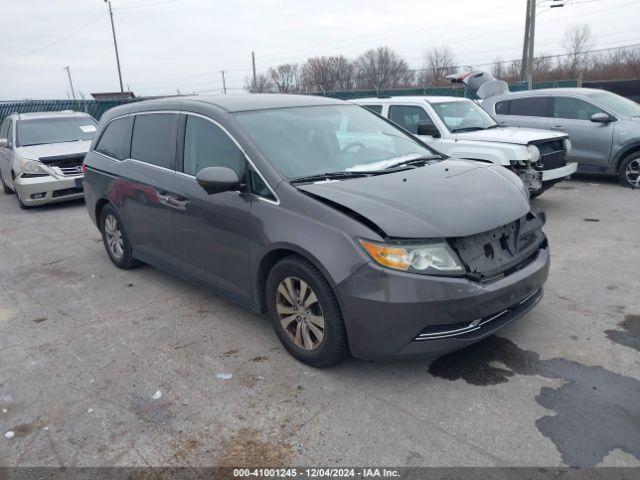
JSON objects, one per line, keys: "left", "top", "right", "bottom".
{"left": 297, "top": 159, "right": 530, "bottom": 239}
{"left": 454, "top": 127, "right": 566, "bottom": 145}
{"left": 16, "top": 140, "right": 92, "bottom": 160}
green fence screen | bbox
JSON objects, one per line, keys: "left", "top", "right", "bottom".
{"left": 0, "top": 99, "right": 141, "bottom": 124}
{"left": 0, "top": 79, "right": 579, "bottom": 124}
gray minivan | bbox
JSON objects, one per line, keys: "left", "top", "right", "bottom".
{"left": 83, "top": 94, "right": 549, "bottom": 366}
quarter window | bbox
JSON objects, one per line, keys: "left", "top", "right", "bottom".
{"left": 95, "top": 116, "right": 133, "bottom": 160}
{"left": 362, "top": 105, "right": 383, "bottom": 114}
{"left": 388, "top": 105, "right": 434, "bottom": 134}
{"left": 495, "top": 100, "right": 510, "bottom": 115}
{"left": 131, "top": 113, "right": 176, "bottom": 169}
{"left": 508, "top": 97, "right": 551, "bottom": 117}
{"left": 183, "top": 115, "right": 245, "bottom": 176}
{"left": 553, "top": 97, "right": 604, "bottom": 120}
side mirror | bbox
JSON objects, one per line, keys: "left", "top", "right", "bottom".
{"left": 416, "top": 122, "right": 441, "bottom": 138}
{"left": 196, "top": 166, "right": 241, "bottom": 195}
{"left": 590, "top": 113, "right": 613, "bottom": 123}
{"left": 0, "top": 138, "right": 8, "bottom": 148}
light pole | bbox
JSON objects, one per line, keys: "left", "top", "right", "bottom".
{"left": 104, "top": 0, "right": 125, "bottom": 95}
{"left": 64, "top": 66, "right": 76, "bottom": 100}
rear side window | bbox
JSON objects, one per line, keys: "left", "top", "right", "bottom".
{"left": 183, "top": 115, "right": 244, "bottom": 176}
{"left": 553, "top": 97, "right": 604, "bottom": 120}
{"left": 388, "top": 105, "right": 434, "bottom": 134}
{"left": 131, "top": 113, "right": 176, "bottom": 169}
{"left": 95, "top": 116, "right": 132, "bottom": 160}
{"left": 495, "top": 100, "right": 510, "bottom": 115}
{"left": 508, "top": 97, "right": 550, "bottom": 117}
{"left": 362, "top": 105, "right": 383, "bottom": 114}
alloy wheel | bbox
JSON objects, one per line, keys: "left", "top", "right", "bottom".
{"left": 104, "top": 214, "right": 124, "bottom": 260}
{"left": 275, "top": 276, "right": 325, "bottom": 351}
{"left": 626, "top": 159, "right": 640, "bottom": 188}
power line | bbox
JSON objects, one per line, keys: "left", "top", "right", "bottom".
{"left": 3, "top": 12, "right": 105, "bottom": 59}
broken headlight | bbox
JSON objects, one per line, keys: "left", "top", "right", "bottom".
{"left": 526, "top": 144, "right": 540, "bottom": 163}
{"left": 359, "top": 239, "right": 464, "bottom": 276}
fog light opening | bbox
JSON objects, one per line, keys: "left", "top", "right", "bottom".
{"left": 30, "top": 192, "right": 46, "bottom": 199}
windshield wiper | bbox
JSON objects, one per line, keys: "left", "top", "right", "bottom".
{"left": 383, "top": 156, "right": 441, "bottom": 170}
{"left": 290, "top": 171, "right": 372, "bottom": 184}
{"left": 484, "top": 124, "right": 501, "bottom": 129}
{"left": 450, "top": 126, "right": 485, "bottom": 133}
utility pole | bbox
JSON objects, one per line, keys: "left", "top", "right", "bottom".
{"left": 251, "top": 51, "right": 257, "bottom": 90}
{"left": 526, "top": 0, "right": 536, "bottom": 89}
{"left": 220, "top": 70, "right": 227, "bottom": 94}
{"left": 105, "top": 0, "right": 125, "bottom": 96}
{"left": 64, "top": 66, "right": 76, "bottom": 100}
{"left": 520, "top": 0, "right": 532, "bottom": 81}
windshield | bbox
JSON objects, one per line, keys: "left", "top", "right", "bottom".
{"left": 431, "top": 100, "right": 497, "bottom": 132}
{"left": 234, "top": 104, "right": 438, "bottom": 180}
{"left": 17, "top": 116, "right": 97, "bottom": 147}
{"left": 585, "top": 90, "right": 640, "bottom": 118}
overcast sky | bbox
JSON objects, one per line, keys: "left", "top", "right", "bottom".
{"left": 1, "top": 0, "right": 638, "bottom": 99}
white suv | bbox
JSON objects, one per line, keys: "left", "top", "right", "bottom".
{"left": 352, "top": 96, "right": 577, "bottom": 196}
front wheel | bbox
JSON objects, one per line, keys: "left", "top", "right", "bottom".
{"left": 619, "top": 152, "right": 640, "bottom": 188}
{"left": 1, "top": 172, "right": 14, "bottom": 195}
{"left": 100, "top": 204, "right": 140, "bottom": 269}
{"left": 266, "top": 256, "right": 349, "bottom": 367}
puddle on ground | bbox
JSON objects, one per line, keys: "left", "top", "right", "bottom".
{"left": 605, "top": 314, "right": 640, "bottom": 352}
{"left": 428, "top": 336, "right": 640, "bottom": 467}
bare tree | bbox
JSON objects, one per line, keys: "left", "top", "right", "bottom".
{"left": 418, "top": 46, "right": 456, "bottom": 86}
{"left": 354, "top": 46, "right": 413, "bottom": 93}
{"left": 561, "top": 23, "right": 595, "bottom": 75}
{"left": 245, "top": 73, "right": 274, "bottom": 93}
{"left": 300, "top": 55, "right": 355, "bottom": 93}
{"left": 268, "top": 63, "right": 301, "bottom": 93}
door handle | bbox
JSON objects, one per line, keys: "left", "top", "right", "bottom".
{"left": 551, "top": 125, "right": 566, "bottom": 130}
{"left": 157, "top": 191, "right": 189, "bottom": 210}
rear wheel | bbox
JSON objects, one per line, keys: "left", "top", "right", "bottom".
{"left": 266, "top": 256, "right": 349, "bottom": 367}
{"left": 619, "top": 152, "right": 640, "bottom": 188}
{"left": 100, "top": 204, "right": 140, "bottom": 269}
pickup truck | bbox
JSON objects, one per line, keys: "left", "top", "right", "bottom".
{"left": 351, "top": 95, "right": 577, "bottom": 196}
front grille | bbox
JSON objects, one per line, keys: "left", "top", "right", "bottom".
{"left": 38, "top": 153, "right": 86, "bottom": 176}
{"left": 52, "top": 186, "right": 83, "bottom": 198}
{"left": 413, "top": 288, "right": 543, "bottom": 341}
{"left": 532, "top": 139, "right": 567, "bottom": 172}
{"left": 448, "top": 212, "right": 546, "bottom": 280}
{"left": 51, "top": 165, "right": 83, "bottom": 176}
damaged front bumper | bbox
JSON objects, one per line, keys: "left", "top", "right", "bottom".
{"left": 512, "top": 161, "right": 578, "bottom": 193}
{"left": 335, "top": 245, "right": 549, "bottom": 360}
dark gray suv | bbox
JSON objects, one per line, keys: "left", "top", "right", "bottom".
{"left": 83, "top": 94, "right": 549, "bottom": 366}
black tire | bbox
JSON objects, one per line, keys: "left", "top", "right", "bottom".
{"left": 12, "top": 173, "right": 29, "bottom": 209}
{"left": 266, "top": 256, "right": 349, "bottom": 367}
{"left": 1, "top": 172, "right": 13, "bottom": 195}
{"left": 100, "top": 204, "right": 140, "bottom": 269}
{"left": 618, "top": 152, "right": 640, "bottom": 188}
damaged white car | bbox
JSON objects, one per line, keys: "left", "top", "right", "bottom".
{"left": 352, "top": 94, "right": 577, "bottom": 197}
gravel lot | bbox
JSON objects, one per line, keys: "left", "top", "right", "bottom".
{"left": 0, "top": 177, "right": 639, "bottom": 468}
